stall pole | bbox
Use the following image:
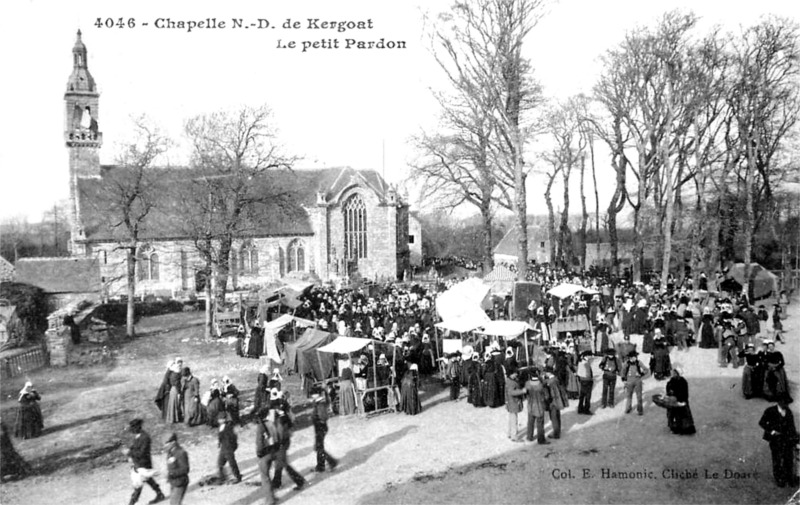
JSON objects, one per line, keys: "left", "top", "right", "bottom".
{"left": 524, "top": 331, "right": 530, "bottom": 366}
{"left": 371, "top": 342, "right": 378, "bottom": 410}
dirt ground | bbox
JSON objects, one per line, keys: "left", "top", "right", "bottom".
{"left": 0, "top": 298, "right": 798, "bottom": 505}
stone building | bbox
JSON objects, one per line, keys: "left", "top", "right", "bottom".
{"left": 62, "top": 31, "right": 411, "bottom": 298}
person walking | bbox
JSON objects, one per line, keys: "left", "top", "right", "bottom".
{"left": 758, "top": 397, "right": 799, "bottom": 487}
{"left": 504, "top": 367, "right": 525, "bottom": 442}
{"left": 164, "top": 433, "right": 190, "bottom": 505}
{"left": 524, "top": 369, "right": 551, "bottom": 445}
{"left": 255, "top": 407, "right": 280, "bottom": 505}
{"left": 271, "top": 392, "right": 307, "bottom": 491}
{"left": 311, "top": 385, "right": 339, "bottom": 472}
{"left": 217, "top": 413, "right": 242, "bottom": 484}
{"left": 622, "top": 351, "right": 648, "bottom": 415}
{"left": 124, "top": 418, "right": 165, "bottom": 505}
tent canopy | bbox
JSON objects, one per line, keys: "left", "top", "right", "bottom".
{"left": 436, "top": 278, "right": 492, "bottom": 322}
{"left": 317, "top": 336, "right": 372, "bottom": 354}
{"left": 547, "top": 283, "right": 599, "bottom": 299}
{"left": 475, "top": 320, "right": 532, "bottom": 338}
{"left": 435, "top": 310, "right": 491, "bottom": 333}
{"left": 728, "top": 262, "right": 779, "bottom": 299}
{"left": 284, "top": 328, "right": 335, "bottom": 380}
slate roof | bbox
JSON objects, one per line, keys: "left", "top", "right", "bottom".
{"left": 493, "top": 224, "right": 549, "bottom": 257}
{"left": 77, "top": 166, "right": 390, "bottom": 243}
{"left": 15, "top": 257, "right": 101, "bottom": 294}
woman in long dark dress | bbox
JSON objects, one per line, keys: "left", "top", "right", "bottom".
{"left": 649, "top": 336, "right": 672, "bottom": 380}
{"left": 698, "top": 308, "right": 717, "bottom": 348}
{"left": 182, "top": 367, "right": 205, "bottom": 426}
{"left": 665, "top": 368, "right": 696, "bottom": 435}
{"left": 248, "top": 322, "right": 263, "bottom": 358}
{"left": 483, "top": 354, "right": 504, "bottom": 408}
{"left": 467, "top": 354, "right": 485, "bottom": 407}
{"left": 14, "top": 382, "right": 43, "bottom": 439}
{"left": 165, "top": 360, "right": 183, "bottom": 424}
{"left": 339, "top": 360, "right": 357, "bottom": 416}
{"left": 400, "top": 364, "right": 422, "bottom": 415}
{"left": 762, "top": 342, "right": 789, "bottom": 402}
{"left": 154, "top": 361, "right": 172, "bottom": 419}
{"left": 206, "top": 380, "right": 223, "bottom": 428}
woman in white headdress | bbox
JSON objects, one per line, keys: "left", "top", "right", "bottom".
{"left": 14, "top": 381, "right": 43, "bottom": 439}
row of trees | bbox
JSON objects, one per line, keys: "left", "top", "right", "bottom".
{"left": 412, "top": 1, "right": 800, "bottom": 290}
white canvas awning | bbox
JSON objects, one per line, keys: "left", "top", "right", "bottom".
{"left": 317, "top": 336, "right": 372, "bottom": 354}
{"left": 435, "top": 310, "right": 491, "bottom": 333}
{"left": 547, "top": 283, "right": 599, "bottom": 299}
{"left": 475, "top": 320, "right": 532, "bottom": 338}
{"left": 265, "top": 314, "right": 294, "bottom": 330}
{"left": 442, "top": 338, "right": 463, "bottom": 354}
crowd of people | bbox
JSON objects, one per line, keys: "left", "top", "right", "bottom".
{"left": 6, "top": 259, "right": 798, "bottom": 501}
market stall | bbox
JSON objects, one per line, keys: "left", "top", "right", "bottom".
{"left": 317, "top": 336, "right": 398, "bottom": 416}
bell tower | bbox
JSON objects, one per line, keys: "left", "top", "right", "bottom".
{"left": 64, "top": 30, "right": 102, "bottom": 254}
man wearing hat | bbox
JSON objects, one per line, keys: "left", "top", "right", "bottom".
{"left": 621, "top": 351, "right": 648, "bottom": 415}
{"left": 758, "top": 397, "right": 800, "bottom": 487}
{"left": 524, "top": 369, "right": 551, "bottom": 444}
{"left": 599, "top": 349, "right": 621, "bottom": 408}
{"left": 271, "top": 390, "right": 307, "bottom": 491}
{"left": 124, "top": 418, "right": 165, "bottom": 505}
{"left": 164, "top": 432, "right": 190, "bottom": 504}
{"left": 311, "top": 385, "right": 339, "bottom": 472}
{"left": 505, "top": 367, "right": 525, "bottom": 441}
{"left": 217, "top": 412, "right": 241, "bottom": 484}
{"left": 255, "top": 407, "right": 280, "bottom": 505}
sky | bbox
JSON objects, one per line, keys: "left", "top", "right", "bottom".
{"left": 0, "top": 0, "right": 797, "bottom": 223}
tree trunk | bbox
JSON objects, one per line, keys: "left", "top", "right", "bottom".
{"left": 742, "top": 136, "right": 756, "bottom": 298}
{"left": 579, "top": 152, "right": 588, "bottom": 271}
{"left": 514, "top": 143, "right": 528, "bottom": 277}
{"left": 659, "top": 91, "right": 675, "bottom": 291}
{"left": 558, "top": 167, "right": 571, "bottom": 269}
{"left": 204, "top": 260, "right": 214, "bottom": 340}
{"left": 126, "top": 246, "right": 136, "bottom": 338}
{"left": 482, "top": 204, "right": 494, "bottom": 273}
{"left": 590, "top": 136, "right": 600, "bottom": 265}
{"left": 545, "top": 173, "right": 557, "bottom": 265}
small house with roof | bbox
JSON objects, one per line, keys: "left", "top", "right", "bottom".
{"left": 14, "top": 257, "right": 102, "bottom": 312}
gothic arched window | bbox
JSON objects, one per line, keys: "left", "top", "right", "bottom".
{"left": 137, "top": 245, "right": 159, "bottom": 281}
{"left": 239, "top": 243, "right": 259, "bottom": 275}
{"left": 343, "top": 195, "right": 367, "bottom": 260}
{"left": 287, "top": 239, "right": 305, "bottom": 273}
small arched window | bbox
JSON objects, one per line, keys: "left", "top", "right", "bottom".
{"left": 287, "top": 239, "right": 305, "bottom": 273}
{"left": 239, "top": 243, "right": 259, "bottom": 275}
{"left": 137, "top": 245, "right": 159, "bottom": 281}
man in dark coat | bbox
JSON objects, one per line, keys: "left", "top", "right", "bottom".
{"left": 759, "top": 398, "right": 800, "bottom": 487}
{"left": 311, "top": 385, "right": 339, "bottom": 472}
{"left": 524, "top": 369, "right": 551, "bottom": 444}
{"left": 271, "top": 391, "right": 307, "bottom": 490}
{"left": 125, "top": 418, "right": 165, "bottom": 505}
{"left": 255, "top": 407, "right": 279, "bottom": 505}
{"left": 544, "top": 370, "right": 568, "bottom": 439}
{"left": 217, "top": 414, "right": 241, "bottom": 483}
{"left": 164, "top": 432, "right": 190, "bottom": 504}
{"left": 599, "top": 349, "right": 621, "bottom": 408}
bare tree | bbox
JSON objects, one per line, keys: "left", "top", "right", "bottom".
{"left": 431, "top": 0, "right": 547, "bottom": 276}
{"left": 728, "top": 17, "right": 800, "bottom": 283}
{"left": 103, "top": 116, "right": 171, "bottom": 337}
{"left": 183, "top": 105, "right": 297, "bottom": 339}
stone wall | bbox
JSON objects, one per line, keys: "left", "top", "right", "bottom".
{"left": 46, "top": 327, "right": 71, "bottom": 367}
